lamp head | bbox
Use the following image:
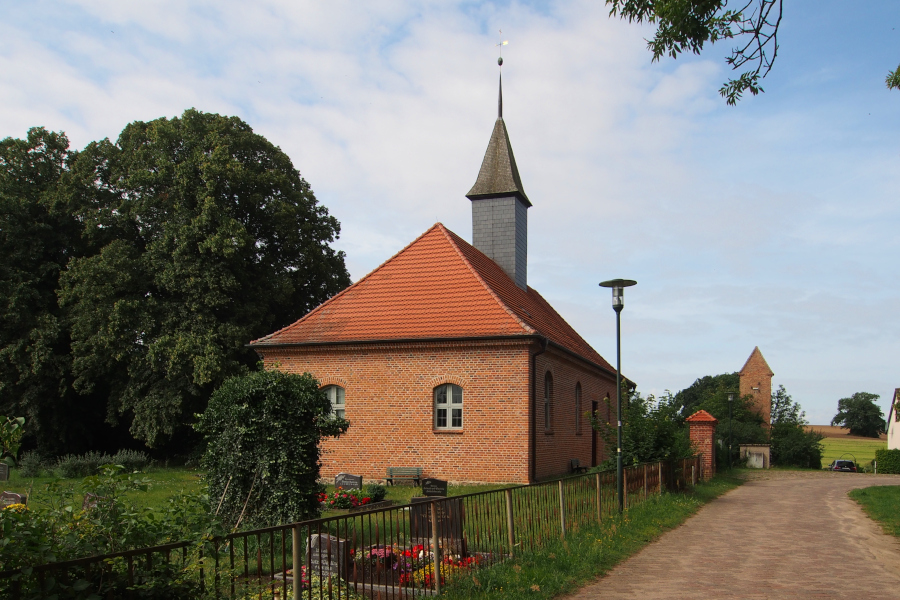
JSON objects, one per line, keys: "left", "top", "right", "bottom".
{"left": 599, "top": 279, "right": 637, "bottom": 312}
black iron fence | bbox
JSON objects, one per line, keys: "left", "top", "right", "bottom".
{"left": 0, "top": 457, "right": 699, "bottom": 599}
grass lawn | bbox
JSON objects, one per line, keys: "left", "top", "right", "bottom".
{"left": 849, "top": 485, "right": 900, "bottom": 537}
{"left": 441, "top": 473, "right": 743, "bottom": 600}
{"left": 2, "top": 467, "right": 205, "bottom": 511}
{"left": 319, "top": 481, "right": 513, "bottom": 517}
{"left": 820, "top": 437, "right": 886, "bottom": 467}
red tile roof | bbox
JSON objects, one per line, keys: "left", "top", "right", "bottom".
{"left": 252, "top": 223, "right": 613, "bottom": 372}
{"left": 685, "top": 410, "right": 718, "bottom": 424}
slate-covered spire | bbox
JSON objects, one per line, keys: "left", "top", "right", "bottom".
{"left": 466, "top": 75, "right": 530, "bottom": 206}
{"left": 467, "top": 73, "right": 530, "bottom": 290}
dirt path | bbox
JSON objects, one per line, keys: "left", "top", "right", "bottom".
{"left": 563, "top": 471, "right": 900, "bottom": 599}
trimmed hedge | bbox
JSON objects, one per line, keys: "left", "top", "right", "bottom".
{"left": 874, "top": 449, "right": 900, "bottom": 474}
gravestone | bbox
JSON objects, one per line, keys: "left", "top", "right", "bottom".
{"left": 421, "top": 478, "right": 448, "bottom": 497}
{"left": 0, "top": 463, "right": 8, "bottom": 481}
{"left": 334, "top": 472, "right": 363, "bottom": 490}
{"left": 0, "top": 491, "right": 25, "bottom": 508}
{"left": 305, "top": 533, "right": 350, "bottom": 579}
{"left": 409, "top": 497, "right": 465, "bottom": 544}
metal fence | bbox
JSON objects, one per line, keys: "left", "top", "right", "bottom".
{"left": 0, "top": 457, "right": 699, "bottom": 600}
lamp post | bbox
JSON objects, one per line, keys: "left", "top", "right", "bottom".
{"left": 728, "top": 391, "right": 735, "bottom": 471}
{"left": 599, "top": 278, "right": 636, "bottom": 514}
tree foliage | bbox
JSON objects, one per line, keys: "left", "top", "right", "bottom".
{"left": 606, "top": 0, "right": 782, "bottom": 104}
{"left": 0, "top": 110, "right": 351, "bottom": 453}
{"left": 594, "top": 389, "right": 694, "bottom": 467}
{"left": 888, "top": 64, "right": 900, "bottom": 91}
{"left": 673, "top": 372, "right": 738, "bottom": 418}
{"left": 196, "top": 368, "right": 349, "bottom": 527}
{"left": 831, "top": 392, "right": 885, "bottom": 438}
{"left": 769, "top": 385, "right": 823, "bottom": 468}
{"left": 608, "top": 1, "right": 899, "bottom": 102}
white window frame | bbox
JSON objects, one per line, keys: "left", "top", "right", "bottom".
{"left": 434, "top": 383, "right": 463, "bottom": 430}
{"left": 323, "top": 385, "right": 345, "bottom": 419}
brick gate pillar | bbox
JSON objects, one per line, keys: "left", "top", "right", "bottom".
{"left": 686, "top": 410, "right": 718, "bottom": 480}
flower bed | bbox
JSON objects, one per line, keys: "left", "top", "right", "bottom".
{"left": 318, "top": 487, "right": 372, "bottom": 509}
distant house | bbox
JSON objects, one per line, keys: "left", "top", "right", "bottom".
{"left": 887, "top": 388, "right": 900, "bottom": 450}
{"left": 250, "top": 80, "right": 619, "bottom": 483}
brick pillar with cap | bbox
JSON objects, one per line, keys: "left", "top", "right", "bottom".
{"left": 686, "top": 410, "right": 718, "bottom": 480}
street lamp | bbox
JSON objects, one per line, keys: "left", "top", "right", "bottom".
{"left": 727, "top": 391, "right": 735, "bottom": 471}
{"left": 599, "top": 278, "right": 637, "bottom": 514}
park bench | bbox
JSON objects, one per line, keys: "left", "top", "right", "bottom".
{"left": 570, "top": 459, "right": 588, "bottom": 474}
{"left": 385, "top": 467, "right": 423, "bottom": 486}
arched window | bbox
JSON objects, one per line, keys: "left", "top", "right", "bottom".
{"left": 323, "top": 385, "right": 345, "bottom": 419}
{"left": 434, "top": 384, "right": 463, "bottom": 430}
{"left": 575, "top": 383, "right": 582, "bottom": 433}
{"left": 544, "top": 373, "right": 553, "bottom": 431}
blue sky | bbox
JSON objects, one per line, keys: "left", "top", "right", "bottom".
{"left": 2, "top": 0, "right": 898, "bottom": 424}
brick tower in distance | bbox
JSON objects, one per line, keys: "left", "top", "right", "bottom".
{"left": 739, "top": 347, "right": 774, "bottom": 425}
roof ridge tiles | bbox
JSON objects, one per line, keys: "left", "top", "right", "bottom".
{"left": 436, "top": 223, "right": 535, "bottom": 335}
{"left": 251, "top": 223, "right": 445, "bottom": 345}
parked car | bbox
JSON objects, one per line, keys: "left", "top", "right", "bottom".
{"left": 826, "top": 460, "right": 857, "bottom": 472}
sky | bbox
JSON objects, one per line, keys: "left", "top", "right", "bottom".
{"left": 2, "top": 0, "right": 898, "bottom": 424}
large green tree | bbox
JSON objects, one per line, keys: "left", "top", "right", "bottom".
{"left": 831, "top": 392, "right": 885, "bottom": 438}
{"left": 0, "top": 129, "right": 112, "bottom": 454}
{"left": 1, "top": 110, "right": 351, "bottom": 452}
{"left": 607, "top": 1, "right": 899, "bottom": 102}
{"left": 769, "top": 385, "right": 823, "bottom": 468}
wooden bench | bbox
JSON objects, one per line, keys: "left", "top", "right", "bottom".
{"left": 570, "top": 459, "right": 588, "bottom": 474}
{"left": 385, "top": 467, "right": 422, "bottom": 486}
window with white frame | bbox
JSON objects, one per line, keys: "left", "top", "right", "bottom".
{"left": 434, "top": 383, "right": 463, "bottom": 430}
{"left": 323, "top": 385, "right": 345, "bottom": 419}
{"left": 575, "top": 382, "right": 582, "bottom": 433}
{"left": 544, "top": 373, "right": 553, "bottom": 431}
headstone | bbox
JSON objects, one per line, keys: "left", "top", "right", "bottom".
{"left": 409, "top": 497, "right": 465, "bottom": 543}
{"left": 0, "top": 491, "right": 25, "bottom": 508}
{"left": 334, "top": 473, "right": 363, "bottom": 490}
{"left": 305, "top": 533, "right": 350, "bottom": 579}
{"left": 0, "top": 463, "right": 8, "bottom": 481}
{"left": 421, "top": 478, "right": 448, "bottom": 497}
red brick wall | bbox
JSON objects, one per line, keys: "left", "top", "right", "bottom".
{"left": 533, "top": 349, "right": 615, "bottom": 480}
{"left": 688, "top": 422, "right": 717, "bottom": 480}
{"left": 258, "top": 339, "right": 614, "bottom": 484}
{"left": 739, "top": 355, "right": 773, "bottom": 425}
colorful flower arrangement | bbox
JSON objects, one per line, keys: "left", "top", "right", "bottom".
{"left": 317, "top": 487, "right": 372, "bottom": 509}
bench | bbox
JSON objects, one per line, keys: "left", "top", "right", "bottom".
{"left": 570, "top": 459, "right": 588, "bottom": 474}
{"left": 385, "top": 467, "right": 423, "bottom": 486}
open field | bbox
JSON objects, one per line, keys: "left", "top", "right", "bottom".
{"left": 807, "top": 425, "right": 886, "bottom": 440}
{"left": 819, "top": 436, "right": 885, "bottom": 467}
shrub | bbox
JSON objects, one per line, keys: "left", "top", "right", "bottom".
{"left": 54, "top": 451, "right": 112, "bottom": 478}
{"left": 365, "top": 483, "right": 387, "bottom": 502}
{"left": 874, "top": 449, "right": 900, "bottom": 474}
{"left": 18, "top": 450, "right": 45, "bottom": 477}
{"left": 111, "top": 449, "right": 150, "bottom": 472}
{"left": 196, "top": 368, "right": 350, "bottom": 528}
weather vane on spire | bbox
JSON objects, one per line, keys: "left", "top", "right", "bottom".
{"left": 496, "top": 29, "right": 508, "bottom": 67}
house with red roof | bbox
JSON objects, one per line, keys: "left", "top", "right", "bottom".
{"left": 251, "top": 79, "right": 619, "bottom": 483}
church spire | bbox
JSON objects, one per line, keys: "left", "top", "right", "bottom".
{"left": 498, "top": 73, "right": 503, "bottom": 119}
{"left": 467, "top": 45, "right": 531, "bottom": 290}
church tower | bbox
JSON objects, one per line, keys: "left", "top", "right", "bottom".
{"left": 467, "top": 75, "right": 531, "bottom": 290}
{"left": 739, "top": 347, "right": 774, "bottom": 425}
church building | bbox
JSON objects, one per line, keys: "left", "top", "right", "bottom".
{"left": 251, "top": 79, "right": 619, "bottom": 483}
